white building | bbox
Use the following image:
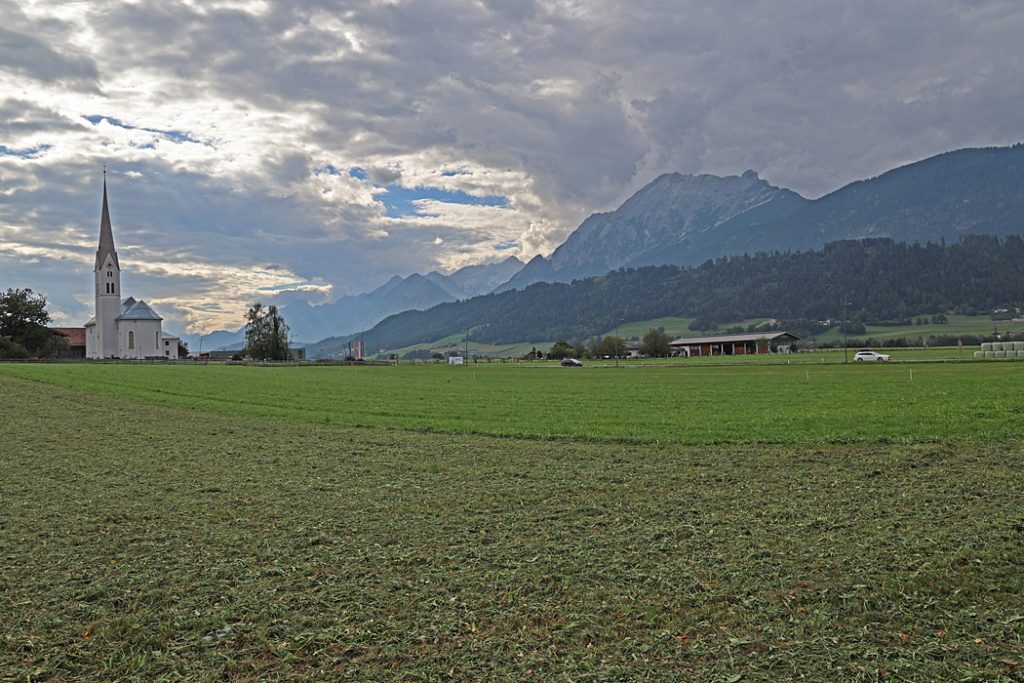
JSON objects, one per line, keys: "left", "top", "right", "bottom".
{"left": 85, "top": 176, "right": 178, "bottom": 359}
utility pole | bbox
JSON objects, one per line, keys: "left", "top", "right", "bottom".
{"left": 615, "top": 318, "right": 625, "bottom": 367}
{"left": 465, "top": 326, "right": 470, "bottom": 361}
{"left": 843, "top": 299, "right": 849, "bottom": 363}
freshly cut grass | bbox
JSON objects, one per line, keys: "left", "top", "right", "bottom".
{"left": 2, "top": 360, "right": 1023, "bottom": 444}
{"left": 2, "top": 375, "right": 1023, "bottom": 681}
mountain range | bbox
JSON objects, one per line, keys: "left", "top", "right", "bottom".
{"left": 498, "top": 144, "right": 1024, "bottom": 291}
{"left": 188, "top": 143, "right": 1024, "bottom": 353}
{"left": 181, "top": 256, "right": 524, "bottom": 350}
{"left": 284, "top": 255, "right": 523, "bottom": 343}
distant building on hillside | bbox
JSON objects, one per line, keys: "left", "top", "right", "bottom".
{"left": 83, "top": 173, "right": 178, "bottom": 359}
{"left": 670, "top": 331, "right": 798, "bottom": 357}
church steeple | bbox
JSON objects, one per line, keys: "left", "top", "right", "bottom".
{"left": 95, "top": 169, "right": 119, "bottom": 270}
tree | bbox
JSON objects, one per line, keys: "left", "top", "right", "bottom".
{"left": 243, "top": 303, "right": 291, "bottom": 360}
{"left": 0, "top": 288, "right": 65, "bottom": 357}
{"left": 548, "top": 339, "right": 573, "bottom": 359}
{"left": 640, "top": 328, "right": 672, "bottom": 357}
{"left": 599, "top": 335, "right": 626, "bottom": 358}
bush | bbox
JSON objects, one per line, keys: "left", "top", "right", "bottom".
{"left": 0, "top": 336, "right": 29, "bottom": 358}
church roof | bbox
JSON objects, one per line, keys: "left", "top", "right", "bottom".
{"left": 95, "top": 175, "right": 120, "bottom": 270}
{"left": 116, "top": 298, "right": 162, "bottom": 321}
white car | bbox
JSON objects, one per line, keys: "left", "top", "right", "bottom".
{"left": 854, "top": 350, "right": 891, "bottom": 362}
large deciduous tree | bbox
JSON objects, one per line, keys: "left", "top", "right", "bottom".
{"left": 243, "top": 303, "right": 291, "bottom": 360}
{"left": 0, "top": 288, "right": 66, "bottom": 358}
{"left": 548, "top": 339, "right": 573, "bottom": 359}
{"left": 640, "top": 328, "right": 672, "bottom": 357}
{"left": 599, "top": 335, "right": 626, "bottom": 358}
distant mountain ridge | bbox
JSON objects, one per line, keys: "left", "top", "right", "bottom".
{"left": 498, "top": 144, "right": 1024, "bottom": 291}
{"left": 281, "top": 256, "right": 523, "bottom": 342}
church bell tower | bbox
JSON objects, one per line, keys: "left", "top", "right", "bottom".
{"left": 93, "top": 171, "right": 121, "bottom": 358}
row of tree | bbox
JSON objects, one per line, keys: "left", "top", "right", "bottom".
{"left": 547, "top": 329, "right": 673, "bottom": 360}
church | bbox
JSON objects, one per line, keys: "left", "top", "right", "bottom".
{"left": 84, "top": 176, "right": 180, "bottom": 359}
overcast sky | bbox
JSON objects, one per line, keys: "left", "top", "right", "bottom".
{"left": 2, "top": 0, "right": 1022, "bottom": 333}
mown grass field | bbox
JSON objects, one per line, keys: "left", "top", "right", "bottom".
{"left": 2, "top": 364, "right": 1023, "bottom": 681}
{"left": 1, "top": 360, "right": 1022, "bottom": 444}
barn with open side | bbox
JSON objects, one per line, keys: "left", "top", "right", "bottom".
{"left": 669, "top": 331, "right": 799, "bottom": 357}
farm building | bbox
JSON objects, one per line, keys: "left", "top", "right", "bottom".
{"left": 51, "top": 327, "right": 87, "bottom": 359}
{"left": 670, "top": 331, "right": 799, "bottom": 357}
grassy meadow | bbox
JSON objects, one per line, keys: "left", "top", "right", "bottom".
{"left": 2, "top": 361, "right": 1023, "bottom": 681}
{"left": 810, "top": 314, "right": 1024, "bottom": 344}
{"left": 1, "top": 360, "right": 1023, "bottom": 444}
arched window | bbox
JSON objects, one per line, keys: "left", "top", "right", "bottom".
{"left": 155, "top": 331, "right": 160, "bottom": 347}
{"left": 128, "top": 330, "right": 135, "bottom": 349}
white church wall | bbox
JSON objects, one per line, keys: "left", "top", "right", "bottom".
{"left": 118, "top": 320, "right": 162, "bottom": 359}
{"left": 85, "top": 325, "right": 96, "bottom": 358}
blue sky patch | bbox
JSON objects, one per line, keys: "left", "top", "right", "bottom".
{"left": 381, "top": 184, "right": 507, "bottom": 218}
{"left": 0, "top": 143, "right": 52, "bottom": 159}
{"left": 494, "top": 240, "right": 519, "bottom": 251}
{"left": 83, "top": 115, "right": 204, "bottom": 145}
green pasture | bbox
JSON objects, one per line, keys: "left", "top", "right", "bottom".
{"left": 382, "top": 313, "right": 1019, "bottom": 359}
{"left": 2, "top": 359, "right": 1022, "bottom": 444}
{"left": 816, "top": 313, "right": 1024, "bottom": 343}
{"left": 2, "top": 375, "right": 1023, "bottom": 681}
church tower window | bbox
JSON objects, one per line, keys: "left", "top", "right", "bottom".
{"left": 128, "top": 330, "right": 135, "bottom": 349}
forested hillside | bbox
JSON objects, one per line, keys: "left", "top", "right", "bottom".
{"left": 325, "top": 236, "right": 1024, "bottom": 353}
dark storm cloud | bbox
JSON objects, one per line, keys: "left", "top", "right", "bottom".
{"left": 1, "top": 0, "right": 1022, "bottom": 331}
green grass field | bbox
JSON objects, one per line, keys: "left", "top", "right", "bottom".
{"left": 2, "top": 360, "right": 1023, "bottom": 444}
{"left": 2, "top": 363, "right": 1023, "bottom": 680}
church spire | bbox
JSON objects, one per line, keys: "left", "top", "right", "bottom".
{"left": 95, "top": 167, "right": 120, "bottom": 270}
